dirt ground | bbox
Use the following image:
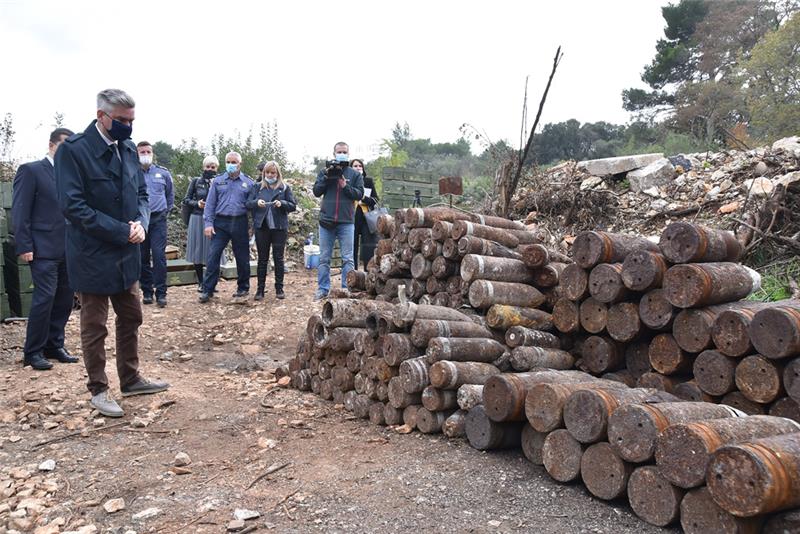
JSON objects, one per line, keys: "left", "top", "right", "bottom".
{"left": 0, "top": 269, "right": 674, "bottom": 534}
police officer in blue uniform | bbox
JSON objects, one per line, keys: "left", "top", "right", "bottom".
{"left": 199, "top": 151, "right": 254, "bottom": 302}
{"left": 136, "top": 141, "right": 173, "bottom": 307}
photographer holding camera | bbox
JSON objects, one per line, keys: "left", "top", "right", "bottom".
{"left": 312, "top": 142, "right": 364, "bottom": 301}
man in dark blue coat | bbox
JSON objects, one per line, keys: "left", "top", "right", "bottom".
{"left": 12, "top": 127, "right": 78, "bottom": 371}
{"left": 55, "top": 89, "right": 169, "bottom": 418}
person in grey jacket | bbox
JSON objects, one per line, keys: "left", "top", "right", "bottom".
{"left": 246, "top": 161, "right": 296, "bottom": 300}
{"left": 312, "top": 142, "right": 364, "bottom": 300}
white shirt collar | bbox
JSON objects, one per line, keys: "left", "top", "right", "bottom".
{"left": 45, "top": 154, "right": 54, "bottom": 166}
{"left": 95, "top": 122, "right": 115, "bottom": 146}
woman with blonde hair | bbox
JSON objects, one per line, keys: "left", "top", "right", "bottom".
{"left": 183, "top": 155, "right": 218, "bottom": 290}
{"left": 246, "top": 160, "right": 297, "bottom": 300}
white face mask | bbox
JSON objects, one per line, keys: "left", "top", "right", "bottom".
{"left": 139, "top": 154, "right": 153, "bottom": 166}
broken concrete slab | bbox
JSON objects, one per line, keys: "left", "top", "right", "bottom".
{"left": 577, "top": 153, "right": 663, "bottom": 176}
{"left": 627, "top": 158, "right": 675, "bottom": 193}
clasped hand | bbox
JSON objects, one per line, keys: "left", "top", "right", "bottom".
{"left": 128, "top": 221, "right": 145, "bottom": 243}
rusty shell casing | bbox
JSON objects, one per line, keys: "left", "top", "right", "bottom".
{"left": 401, "top": 246, "right": 415, "bottom": 265}
{"left": 579, "top": 297, "right": 608, "bottom": 334}
{"left": 381, "top": 333, "right": 420, "bottom": 366}
{"left": 602, "top": 370, "right": 638, "bottom": 387}
{"left": 525, "top": 380, "right": 628, "bottom": 433}
{"left": 407, "top": 228, "right": 433, "bottom": 251}
{"left": 381, "top": 278, "right": 413, "bottom": 298}
{"left": 573, "top": 230, "right": 660, "bottom": 269}
{"left": 312, "top": 324, "right": 364, "bottom": 352}
{"left": 410, "top": 254, "right": 433, "bottom": 280}
{"left": 580, "top": 442, "right": 634, "bottom": 500}
{"left": 346, "top": 349, "right": 364, "bottom": 373}
{"left": 509, "top": 346, "right": 574, "bottom": 372}
{"left": 672, "top": 306, "right": 719, "bottom": 353}
{"left": 442, "top": 409, "right": 468, "bottom": 438}
{"left": 377, "top": 381, "right": 390, "bottom": 402}
{"left": 368, "top": 401, "right": 387, "bottom": 426}
{"left": 402, "top": 404, "right": 422, "bottom": 429}
{"left": 519, "top": 243, "right": 572, "bottom": 269}
{"left": 625, "top": 340, "right": 653, "bottom": 377}
{"left": 532, "top": 263, "right": 566, "bottom": 288}
{"left": 749, "top": 303, "right": 800, "bottom": 359}
{"left": 770, "top": 396, "right": 800, "bottom": 424}
{"left": 375, "top": 239, "right": 394, "bottom": 261}
{"left": 468, "top": 280, "right": 545, "bottom": 310}
{"left": 552, "top": 298, "right": 581, "bottom": 334}
{"left": 648, "top": 333, "right": 693, "bottom": 375}
{"left": 383, "top": 404, "right": 404, "bottom": 426}
{"left": 431, "top": 256, "right": 458, "bottom": 279}
{"left": 627, "top": 465, "right": 684, "bottom": 527}
{"left": 543, "top": 429, "right": 585, "bottom": 482}
{"left": 783, "top": 358, "right": 800, "bottom": 404}
{"left": 374, "top": 359, "right": 399, "bottom": 383}
{"left": 673, "top": 380, "right": 717, "bottom": 403}
{"left": 292, "top": 369, "right": 312, "bottom": 391}
{"left": 387, "top": 376, "right": 422, "bottom": 409}
{"left": 460, "top": 254, "right": 535, "bottom": 284}
{"left": 421, "top": 238, "right": 443, "bottom": 260}
{"left": 431, "top": 220, "right": 454, "bottom": 242}
{"left": 488, "top": 305, "right": 553, "bottom": 332}
{"left": 429, "top": 361, "right": 501, "bottom": 390}
{"left": 441, "top": 238, "right": 462, "bottom": 260}
{"left": 431, "top": 292, "right": 450, "bottom": 307}
{"left": 606, "top": 301, "right": 643, "bottom": 343}
{"left": 464, "top": 405, "right": 524, "bottom": 451}
{"left": 581, "top": 335, "right": 625, "bottom": 374}
{"left": 621, "top": 249, "right": 669, "bottom": 292}
{"left": 306, "top": 314, "right": 324, "bottom": 342}
{"left": 352, "top": 394, "right": 372, "bottom": 418}
{"left": 451, "top": 220, "right": 520, "bottom": 248}
{"left": 331, "top": 368, "right": 355, "bottom": 392}
{"left": 505, "top": 326, "right": 560, "bottom": 349}
{"left": 404, "top": 206, "right": 474, "bottom": 228}
{"left": 712, "top": 301, "right": 793, "bottom": 357}
{"left": 425, "top": 276, "right": 447, "bottom": 295}
{"left": 639, "top": 288, "right": 677, "bottom": 331}
{"left": 457, "top": 235, "right": 522, "bottom": 261}
{"left": 764, "top": 509, "right": 800, "bottom": 533}
{"left": 721, "top": 391, "right": 767, "bottom": 415}
{"left": 457, "top": 384, "right": 484, "bottom": 411}
{"left": 409, "top": 319, "right": 494, "bottom": 349}
{"left": 380, "top": 254, "right": 410, "bottom": 277}
{"left": 482, "top": 370, "right": 598, "bottom": 422}
{"left": 376, "top": 214, "right": 394, "bottom": 238}
{"left": 588, "top": 263, "right": 630, "bottom": 304}
{"left": 319, "top": 379, "right": 335, "bottom": 401}
{"left": 560, "top": 263, "right": 590, "bottom": 302}
{"left": 521, "top": 424, "right": 547, "bottom": 465}
{"left": 608, "top": 401, "right": 744, "bottom": 464}
{"left": 563, "top": 387, "right": 679, "bottom": 444}
{"left": 425, "top": 337, "right": 506, "bottom": 365}
{"left": 680, "top": 487, "right": 764, "bottom": 534}
{"left": 664, "top": 262, "right": 758, "bottom": 309}
{"left": 735, "top": 355, "right": 785, "bottom": 404}
{"left": 343, "top": 390, "right": 358, "bottom": 412}
{"left": 655, "top": 415, "right": 800, "bottom": 490}
{"left": 346, "top": 270, "right": 368, "bottom": 291}
{"left": 659, "top": 221, "right": 743, "bottom": 264}
{"left": 416, "top": 407, "right": 456, "bottom": 434}
{"left": 636, "top": 371, "right": 688, "bottom": 393}
{"left": 707, "top": 431, "right": 800, "bottom": 517}
{"left": 393, "top": 301, "right": 472, "bottom": 328}
{"left": 398, "top": 356, "right": 430, "bottom": 394}
{"left": 409, "top": 279, "right": 427, "bottom": 300}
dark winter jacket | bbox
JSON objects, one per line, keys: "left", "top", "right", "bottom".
{"left": 246, "top": 182, "right": 297, "bottom": 231}
{"left": 313, "top": 165, "right": 364, "bottom": 226}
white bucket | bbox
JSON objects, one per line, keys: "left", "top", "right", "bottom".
{"left": 304, "top": 244, "right": 320, "bottom": 269}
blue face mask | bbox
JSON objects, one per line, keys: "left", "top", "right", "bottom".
{"left": 266, "top": 178, "right": 277, "bottom": 185}
{"left": 335, "top": 153, "right": 349, "bottom": 163}
{"left": 104, "top": 113, "right": 132, "bottom": 141}
{"left": 226, "top": 163, "right": 238, "bottom": 174}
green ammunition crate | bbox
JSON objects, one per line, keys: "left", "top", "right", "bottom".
{"left": 167, "top": 259, "right": 195, "bottom": 272}
{"left": 221, "top": 260, "right": 258, "bottom": 280}
{"left": 0, "top": 181, "right": 12, "bottom": 209}
{"left": 167, "top": 270, "right": 197, "bottom": 287}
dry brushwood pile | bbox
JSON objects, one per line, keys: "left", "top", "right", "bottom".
{"left": 286, "top": 201, "right": 800, "bottom": 532}
{"left": 511, "top": 136, "right": 800, "bottom": 269}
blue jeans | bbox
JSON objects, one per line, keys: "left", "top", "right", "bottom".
{"left": 317, "top": 223, "right": 354, "bottom": 294}
{"left": 140, "top": 211, "right": 167, "bottom": 298}
{"left": 24, "top": 258, "right": 73, "bottom": 357}
{"left": 202, "top": 215, "right": 250, "bottom": 294}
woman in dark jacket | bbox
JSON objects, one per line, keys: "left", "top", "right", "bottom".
{"left": 246, "top": 160, "right": 297, "bottom": 300}
{"left": 351, "top": 159, "right": 379, "bottom": 270}
{"left": 183, "top": 155, "right": 217, "bottom": 290}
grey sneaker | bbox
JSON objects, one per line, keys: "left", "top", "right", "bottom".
{"left": 313, "top": 290, "right": 328, "bottom": 301}
{"left": 121, "top": 377, "right": 170, "bottom": 397}
{"left": 91, "top": 391, "right": 124, "bottom": 418}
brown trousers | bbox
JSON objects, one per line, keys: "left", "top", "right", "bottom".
{"left": 79, "top": 283, "right": 143, "bottom": 395}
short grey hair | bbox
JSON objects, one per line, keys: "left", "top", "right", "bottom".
{"left": 225, "top": 151, "right": 242, "bottom": 163}
{"left": 203, "top": 155, "right": 219, "bottom": 167}
{"left": 97, "top": 89, "right": 135, "bottom": 113}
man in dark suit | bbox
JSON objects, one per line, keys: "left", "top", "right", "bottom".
{"left": 55, "top": 89, "right": 169, "bottom": 418}
{"left": 12, "top": 127, "right": 78, "bottom": 370}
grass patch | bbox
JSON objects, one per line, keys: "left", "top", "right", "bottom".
{"left": 747, "top": 257, "right": 800, "bottom": 302}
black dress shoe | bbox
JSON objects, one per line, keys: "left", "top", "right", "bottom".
{"left": 254, "top": 290, "right": 264, "bottom": 301}
{"left": 276, "top": 289, "right": 285, "bottom": 300}
{"left": 142, "top": 295, "right": 154, "bottom": 305}
{"left": 24, "top": 353, "right": 54, "bottom": 370}
{"left": 232, "top": 289, "right": 248, "bottom": 298}
{"left": 199, "top": 292, "right": 210, "bottom": 303}
{"left": 157, "top": 297, "right": 167, "bottom": 308}
{"left": 44, "top": 347, "right": 79, "bottom": 363}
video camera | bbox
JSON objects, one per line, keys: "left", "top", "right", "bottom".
{"left": 324, "top": 159, "right": 349, "bottom": 179}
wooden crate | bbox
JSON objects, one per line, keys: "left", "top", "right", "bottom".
{"left": 381, "top": 167, "right": 440, "bottom": 209}
{"left": 0, "top": 293, "right": 10, "bottom": 320}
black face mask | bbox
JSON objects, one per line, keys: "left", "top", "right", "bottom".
{"left": 202, "top": 170, "right": 215, "bottom": 180}
{"left": 104, "top": 113, "right": 133, "bottom": 141}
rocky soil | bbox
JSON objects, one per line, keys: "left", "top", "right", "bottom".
{"left": 1, "top": 270, "right": 672, "bottom": 534}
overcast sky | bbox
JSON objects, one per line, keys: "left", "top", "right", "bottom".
{"left": 0, "top": 0, "right": 666, "bottom": 169}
